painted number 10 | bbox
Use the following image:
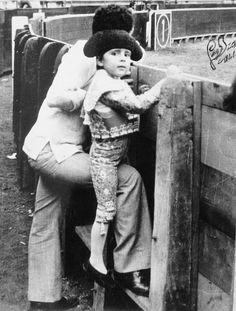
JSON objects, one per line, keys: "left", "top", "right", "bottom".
{"left": 161, "top": 18, "right": 165, "bottom": 43}
{"left": 156, "top": 13, "right": 171, "bottom": 48}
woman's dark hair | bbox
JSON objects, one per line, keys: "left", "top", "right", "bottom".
{"left": 92, "top": 5, "right": 133, "bottom": 34}
{"left": 223, "top": 77, "right": 236, "bottom": 113}
{"left": 129, "top": 0, "right": 136, "bottom": 8}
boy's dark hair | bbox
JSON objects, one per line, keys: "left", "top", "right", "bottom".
{"left": 92, "top": 5, "right": 133, "bottom": 34}
{"left": 223, "top": 77, "right": 236, "bottom": 113}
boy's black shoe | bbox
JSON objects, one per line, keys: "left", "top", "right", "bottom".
{"left": 29, "top": 296, "right": 80, "bottom": 310}
{"left": 83, "top": 260, "right": 116, "bottom": 289}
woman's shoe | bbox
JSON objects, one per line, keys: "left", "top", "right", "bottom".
{"left": 83, "top": 260, "right": 115, "bottom": 289}
{"left": 29, "top": 296, "right": 80, "bottom": 310}
{"left": 113, "top": 270, "right": 149, "bottom": 297}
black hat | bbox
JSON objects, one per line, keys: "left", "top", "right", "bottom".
{"left": 92, "top": 5, "right": 133, "bottom": 34}
{"left": 84, "top": 30, "right": 143, "bottom": 61}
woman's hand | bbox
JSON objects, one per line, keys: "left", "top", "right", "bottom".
{"left": 166, "top": 65, "right": 183, "bottom": 78}
{"left": 47, "top": 95, "right": 74, "bottom": 111}
{"left": 138, "top": 84, "right": 150, "bottom": 94}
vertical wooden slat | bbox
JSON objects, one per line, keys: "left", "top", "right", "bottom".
{"left": 75, "top": 225, "right": 106, "bottom": 310}
{"left": 150, "top": 78, "right": 195, "bottom": 311}
{"left": 191, "top": 81, "right": 202, "bottom": 311}
{"left": 130, "top": 64, "right": 138, "bottom": 95}
{"left": 149, "top": 82, "right": 173, "bottom": 311}
{"left": 232, "top": 181, "right": 236, "bottom": 311}
{"left": 233, "top": 235, "right": 236, "bottom": 311}
{"left": 92, "top": 284, "right": 105, "bottom": 311}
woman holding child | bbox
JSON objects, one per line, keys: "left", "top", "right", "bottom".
{"left": 23, "top": 5, "right": 162, "bottom": 310}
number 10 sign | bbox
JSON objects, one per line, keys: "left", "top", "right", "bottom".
{"left": 150, "top": 11, "right": 171, "bottom": 49}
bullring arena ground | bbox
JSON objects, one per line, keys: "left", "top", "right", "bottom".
{"left": 145, "top": 38, "right": 236, "bottom": 84}
{"left": 0, "top": 38, "right": 236, "bottom": 311}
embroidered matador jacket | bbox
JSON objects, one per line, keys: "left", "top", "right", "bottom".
{"left": 83, "top": 69, "right": 162, "bottom": 230}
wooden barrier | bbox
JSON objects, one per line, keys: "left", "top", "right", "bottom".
{"left": 121, "top": 65, "right": 235, "bottom": 311}
{"left": 74, "top": 66, "right": 236, "bottom": 311}
{"left": 37, "top": 7, "right": 236, "bottom": 53}
{"left": 198, "top": 80, "right": 236, "bottom": 310}
{"left": 75, "top": 69, "right": 201, "bottom": 311}
{"left": 166, "top": 3, "right": 236, "bottom": 9}
{"left": 171, "top": 8, "right": 236, "bottom": 42}
{"left": 44, "top": 14, "right": 93, "bottom": 44}
{"left": 42, "top": 11, "right": 149, "bottom": 46}
{"left": 12, "top": 31, "right": 68, "bottom": 189}
{"left": 149, "top": 7, "right": 236, "bottom": 48}
{"left": 0, "top": 11, "right": 5, "bottom": 75}
{"left": 0, "top": 8, "right": 69, "bottom": 75}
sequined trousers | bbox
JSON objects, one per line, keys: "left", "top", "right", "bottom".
{"left": 90, "top": 136, "right": 129, "bottom": 234}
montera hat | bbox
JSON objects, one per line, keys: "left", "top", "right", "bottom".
{"left": 83, "top": 29, "right": 143, "bottom": 61}
{"left": 92, "top": 5, "right": 133, "bottom": 34}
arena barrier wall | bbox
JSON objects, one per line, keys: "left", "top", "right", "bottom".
{"left": 34, "top": 8, "right": 236, "bottom": 52}
{"left": 13, "top": 29, "right": 235, "bottom": 311}
{"left": 148, "top": 7, "right": 236, "bottom": 49}
{"left": 0, "top": 8, "right": 68, "bottom": 75}
{"left": 43, "top": 14, "right": 93, "bottom": 43}
{"left": 171, "top": 8, "right": 236, "bottom": 40}
{"left": 42, "top": 11, "right": 149, "bottom": 45}
{"left": 133, "top": 65, "right": 235, "bottom": 311}
{"left": 165, "top": 3, "right": 236, "bottom": 9}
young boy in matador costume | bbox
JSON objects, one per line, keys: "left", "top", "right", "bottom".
{"left": 82, "top": 28, "right": 165, "bottom": 291}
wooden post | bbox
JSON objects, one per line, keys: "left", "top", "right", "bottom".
{"left": 233, "top": 235, "right": 236, "bottom": 311}
{"left": 92, "top": 284, "right": 105, "bottom": 311}
{"left": 191, "top": 81, "right": 202, "bottom": 311}
{"left": 75, "top": 225, "right": 105, "bottom": 311}
{"left": 150, "top": 78, "right": 200, "bottom": 311}
{"left": 232, "top": 188, "right": 236, "bottom": 311}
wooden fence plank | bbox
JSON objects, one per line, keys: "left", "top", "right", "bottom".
{"left": 150, "top": 78, "right": 196, "bottom": 311}
{"left": 201, "top": 105, "right": 236, "bottom": 178}
{"left": 135, "top": 65, "right": 166, "bottom": 141}
{"left": 198, "top": 274, "right": 231, "bottom": 311}
{"left": 233, "top": 234, "right": 236, "bottom": 311}
{"left": 191, "top": 81, "right": 202, "bottom": 311}
{"left": 92, "top": 283, "right": 105, "bottom": 311}
{"left": 200, "top": 164, "right": 235, "bottom": 238}
{"left": 201, "top": 81, "right": 230, "bottom": 111}
{"left": 44, "top": 14, "right": 93, "bottom": 44}
{"left": 199, "top": 221, "right": 234, "bottom": 294}
{"left": 75, "top": 225, "right": 92, "bottom": 249}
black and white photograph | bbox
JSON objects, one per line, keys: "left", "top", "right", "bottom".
{"left": 0, "top": 1, "right": 235, "bottom": 310}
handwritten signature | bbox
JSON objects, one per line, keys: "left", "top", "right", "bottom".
{"left": 207, "top": 36, "right": 236, "bottom": 70}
